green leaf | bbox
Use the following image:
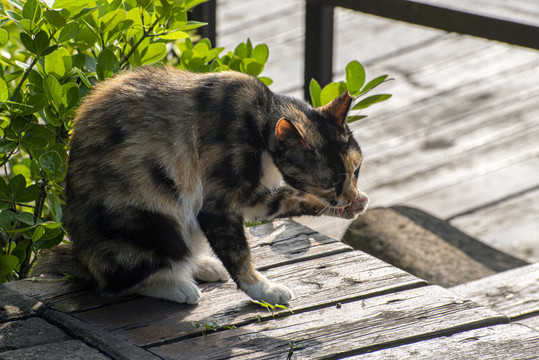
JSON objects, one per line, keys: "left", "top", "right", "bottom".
{"left": 43, "top": 106, "right": 61, "bottom": 127}
{"left": 136, "top": 0, "right": 152, "bottom": 8}
{"left": 33, "top": 228, "right": 63, "bottom": 250}
{"left": 99, "top": 9, "right": 125, "bottom": 34}
{"left": 22, "top": 94, "right": 47, "bottom": 115}
{"left": 40, "top": 45, "right": 58, "bottom": 57}
{"left": 43, "top": 10, "right": 66, "bottom": 29}
{"left": 309, "top": 78, "right": 322, "bottom": 108}
{"left": 360, "top": 75, "right": 389, "bottom": 95}
{"left": 22, "top": 0, "right": 41, "bottom": 23}
{"left": 179, "top": 21, "right": 207, "bottom": 31}
{"left": 346, "top": 60, "right": 365, "bottom": 95}
{"left": 39, "top": 150, "right": 62, "bottom": 178}
{"left": 33, "top": 30, "right": 50, "bottom": 55}
{"left": 12, "top": 163, "right": 31, "bottom": 180}
{"left": 10, "top": 175, "right": 27, "bottom": 196}
{"left": 31, "top": 225, "right": 45, "bottom": 242}
{"left": 53, "top": 0, "right": 88, "bottom": 11}
{"left": 15, "top": 184, "right": 39, "bottom": 202}
{"left": 352, "top": 94, "right": 392, "bottom": 110}
{"left": 96, "top": 48, "right": 119, "bottom": 80}
{"left": 252, "top": 44, "right": 269, "bottom": 65}
{"left": 0, "top": 255, "right": 19, "bottom": 278}
{"left": 19, "top": 19, "right": 40, "bottom": 35}
{"left": 58, "top": 21, "right": 78, "bottom": 43}
{"left": 17, "top": 212, "right": 36, "bottom": 225}
{"left": 320, "top": 82, "right": 344, "bottom": 106}
{"left": 346, "top": 115, "right": 367, "bottom": 123}
{"left": 62, "top": 82, "right": 80, "bottom": 111}
{"left": 46, "top": 191, "right": 62, "bottom": 222}
{"left": 0, "top": 210, "right": 18, "bottom": 230}
{"left": 44, "top": 50, "right": 65, "bottom": 78}
{"left": 140, "top": 43, "right": 167, "bottom": 65}
{"left": 160, "top": 30, "right": 189, "bottom": 40}
{"left": 21, "top": 123, "right": 52, "bottom": 150}
{"left": 71, "top": 7, "right": 99, "bottom": 21}
{"left": 20, "top": 32, "right": 36, "bottom": 54}
{"left": 0, "top": 29, "right": 8, "bottom": 46}
{"left": 0, "top": 178, "right": 11, "bottom": 201}
{"left": 0, "top": 138, "right": 17, "bottom": 153}
{"left": 234, "top": 43, "right": 248, "bottom": 59}
{"left": 43, "top": 74, "right": 63, "bottom": 106}
{"left": 258, "top": 76, "right": 273, "bottom": 86}
{"left": 240, "top": 58, "right": 262, "bottom": 76}
{"left": 0, "top": 78, "right": 8, "bottom": 102}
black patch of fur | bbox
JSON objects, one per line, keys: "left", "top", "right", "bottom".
{"left": 100, "top": 254, "right": 168, "bottom": 293}
{"left": 89, "top": 204, "right": 189, "bottom": 260}
{"left": 150, "top": 162, "right": 178, "bottom": 198}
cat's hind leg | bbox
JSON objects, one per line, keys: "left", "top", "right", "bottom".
{"left": 193, "top": 255, "right": 229, "bottom": 283}
{"left": 190, "top": 229, "right": 229, "bottom": 283}
{"left": 135, "top": 261, "right": 201, "bottom": 304}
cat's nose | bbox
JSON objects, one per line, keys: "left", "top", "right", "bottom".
{"left": 341, "top": 185, "right": 358, "bottom": 202}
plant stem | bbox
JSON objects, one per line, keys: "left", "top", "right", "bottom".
{"left": 12, "top": 56, "right": 39, "bottom": 100}
{"left": 119, "top": 17, "right": 161, "bottom": 69}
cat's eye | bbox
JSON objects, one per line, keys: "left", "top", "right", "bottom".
{"left": 354, "top": 166, "right": 361, "bottom": 178}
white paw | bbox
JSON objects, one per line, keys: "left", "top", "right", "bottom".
{"left": 193, "top": 255, "right": 229, "bottom": 282}
{"left": 242, "top": 277, "right": 294, "bottom": 305}
{"left": 137, "top": 281, "right": 202, "bottom": 304}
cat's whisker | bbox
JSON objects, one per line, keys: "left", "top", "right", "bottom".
{"left": 316, "top": 204, "right": 331, "bottom": 216}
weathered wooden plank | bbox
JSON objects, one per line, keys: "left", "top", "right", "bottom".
{"left": 349, "top": 323, "right": 539, "bottom": 360}
{"left": 518, "top": 315, "right": 539, "bottom": 332}
{"left": 73, "top": 250, "right": 425, "bottom": 346}
{"left": 449, "top": 187, "right": 539, "bottom": 262}
{"left": 2, "top": 276, "right": 92, "bottom": 304}
{"left": 246, "top": 220, "right": 352, "bottom": 270}
{"left": 450, "top": 264, "right": 539, "bottom": 319}
{"left": 364, "top": 122, "right": 538, "bottom": 209}
{"left": 147, "top": 285, "right": 508, "bottom": 359}
{"left": 218, "top": 0, "right": 448, "bottom": 95}
{"left": 6, "top": 221, "right": 348, "bottom": 313}
{"left": 408, "top": 157, "right": 539, "bottom": 220}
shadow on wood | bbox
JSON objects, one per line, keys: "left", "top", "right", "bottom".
{"left": 343, "top": 206, "right": 528, "bottom": 287}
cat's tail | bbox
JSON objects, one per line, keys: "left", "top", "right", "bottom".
{"left": 30, "top": 244, "right": 90, "bottom": 280}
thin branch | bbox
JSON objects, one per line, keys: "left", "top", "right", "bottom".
{"left": 119, "top": 16, "right": 161, "bottom": 69}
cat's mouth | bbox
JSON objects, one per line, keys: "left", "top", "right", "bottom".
{"left": 328, "top": 201, "right": 351, "bottom": 216}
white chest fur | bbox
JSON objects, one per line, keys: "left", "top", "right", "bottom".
{"left": 259, "top": 152, "right": 283, "bottom": 190}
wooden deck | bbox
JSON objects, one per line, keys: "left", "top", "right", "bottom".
{"left": 4, "top": 220, "right": 539, "bottom": 359}
{"left": 217, "top": 0, "right": 539, "bottom": 263}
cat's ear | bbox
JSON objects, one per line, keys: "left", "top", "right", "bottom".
{"left": 318, "top": 91, "right": 353, "bottom": 128}
{"left": 275, "top": 118, "right": 306, "bottom": 148}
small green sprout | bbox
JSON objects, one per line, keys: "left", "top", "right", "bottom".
{"left": 191, "top": 322, "right": 236, "bottom": 336}
{"left": 250, "top": 299, "right": 294, "bottom": 318}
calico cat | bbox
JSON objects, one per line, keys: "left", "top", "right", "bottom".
{"left": 48, "top": 67, "right": 369, "bottom": 305}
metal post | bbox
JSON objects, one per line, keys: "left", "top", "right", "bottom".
{"left": 304, "top": 2, "right": 334, "bottom": 101}
{"left": 191, "top": 0, "right": 217, "bottom": 46}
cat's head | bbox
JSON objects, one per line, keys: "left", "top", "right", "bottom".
{"left": 273, "top": 91, "right": 368, "bottom": 216}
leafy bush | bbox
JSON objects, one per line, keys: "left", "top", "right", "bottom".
{"left": 0, "top": 0, "right": 389, "bottom": 283}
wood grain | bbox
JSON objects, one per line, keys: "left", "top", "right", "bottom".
{"left": 73, "top": 250, "right": 425, "bottom": 346}
{"left": 148, "top": 285, "right": 508, "bottom": 359}
{"left": 450, "top": 263, "right": 539, "bottom": 319}
{"left": 349, "top": 323, "right": 539, "bottom": 360}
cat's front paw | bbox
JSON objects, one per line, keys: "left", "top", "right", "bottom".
{"left": 242, "top": 278, "right": 294, "bottom": 304}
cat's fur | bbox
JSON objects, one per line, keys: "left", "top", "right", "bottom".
{"left": 37, "top": 67, "right": 369, "bottom": 305}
